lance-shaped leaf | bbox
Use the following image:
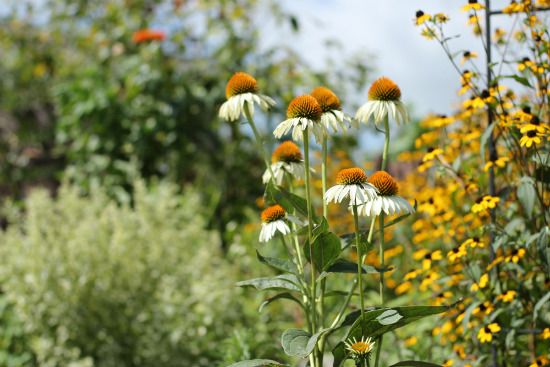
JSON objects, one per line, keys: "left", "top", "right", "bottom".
{"left": 256, "top": 250, "right": 298, "bottom": 274}
{"left": 259, "top": 292, "right": 304, "bottom": 313}
{"left": 310, "top": 231, "right": 342, "bottom": 272}
{"left": 325, "top": 259, "right": 390, "bottom": 275}
{"left": 237, "top": 274, "right": 301, "bottom": 292}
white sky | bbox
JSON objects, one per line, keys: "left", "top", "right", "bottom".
{"left": 275, "top": 0, "right": 520, "bottom": 117}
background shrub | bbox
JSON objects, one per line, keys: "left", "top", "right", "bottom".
{"left": 0, "top": 180, "right": 269, "bottom": 367}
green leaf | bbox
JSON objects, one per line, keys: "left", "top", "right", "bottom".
{"left": 384, "top": 211, "right": 413, "bottom": 228}
{"left": 502, "top": 74, "right": 533, "bottom": 88}
{"left": 332, "top": 306, "right": 449, "bottom": 366}
{"left": 281, "top": 328, "right": 330, "bottom": 358}
{"left": 259, "top": 292, "right": 303, "bottom": 313}
{"left": 265, "top": 183, "right": 309, "bottom": 218}
{"left": 389, "top": 361, "right": 443, "bottom": 367}
{"left": 534, "top": 291, "right": 550, "bottom": 320}
{"left": 256, "top": 250, "right": 298, "bottom": 274}
{"left": 480, "top": 122, "right": 496, "bottom": 165}
{"left": 311, "top": 232, "right": 342, "bottom": 272}
{"left": 517, "top": 176, "right": 536, "bottom": 218}
{"left": 376, "top": 309, "right": 403, "bottom": 325}
{"left": 281, "top": 328, "right": 311, "bottom": 357}
{"left": 236, "top": 274, "right": 301, "bottom": 292}
{"left": 325, "top": 259, "right": 380, "bottom": 274}
{"left": 227, "top": 359, "right": 287, "bottom": 367}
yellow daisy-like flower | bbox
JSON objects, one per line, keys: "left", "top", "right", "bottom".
{"left": 520, "top": 130, "right": 543, "bottom": 148}
{"left": 414, "top": 250, "right": 443, "bottom": 270}
{"left": 404, "top": 336, "right": 417, "bottom": 347}
{"left": 415, "top": 10, "right": 431, "bottom": 25}
{"left": 355, "top": 77, "right": 409, "bottom": 126}
{"left": 423, "top": 147, "right": 443, "bottom": 162}
{"left": 461, "top": 51, "right": 478, "bottom": 64}
{"left": 274, "top": 95, "right": 325, "bottom": 142}
{"left": 520, "top": 116, "right": 547, "bottom": 134}
{"left": 473, "top": 301, "right": 494, "bottom": 316}
{"left": 529, "top": 356, "right": 550, "bottom": 367}
{"left": 344, "top": 336, "right": 375, "bottom": 358}
{"left": 471, "top": 195, "right": 500, "bottom": 213}
{"left": 462, "top": 0, "right": 485, "bottom": 12}
{"left": 471, "top": 273, "right": 489, "bottom": 291}
{"left": 505, "top": 248, "right": 526, "bottom": 263}
{"left": 462, "top": 236, "right": 484, "bottom": 248}
{"left": 442, "top": 360, "right": 454, "bottom": 367}
{"left": 219, "top": 72, "right": 276, "bottom": 121}
{"left": 477, "top": 323, "right": 501, "bottom": 343}
{"left": 447, "top": 244, "right": 468, "bottom": 262}
{"left": 497, "top": 290, "right": 517, "bottom": 302}
{"left": 310, "top": 86, "right": 353, "bottom": 133}
{"left": 542, "top": 327, "right": 550, "bottom": 339}
{"left": 483, "top": 156, "right": 510, "bottom": 172}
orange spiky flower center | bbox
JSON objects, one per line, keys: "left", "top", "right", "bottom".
{"left": 287, "top": 95, "right": 323, "bottom": 121}
{"left": 272, "top": 141, "right": 303, "bottom": 163}
{"left": 368, "top": 77, "right": 401, "bottom": 102}
{"left": 336, "top": 168, "right": 368, "bottom": 185}
{"left": 261, "top": 204, "right": 286, "bottom": 223}
{"left": 225, "top": 72, "right": 258, "bottom": 99}
{"left": 311, "top": 86, "right": 341, "bottom": 112}
{"left": 368, "top": 170, "right": 398, "bottom": 196}
{"left": 351, "top": 341, "right": 371, "bottom": 353}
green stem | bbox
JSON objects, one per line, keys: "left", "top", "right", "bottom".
{"left": 353, "top": 205, "right": 365, "bottom": 319}
{"left": 286, "top": 176, "right": 305, "bottom": 273}
{"left": 244, "top": 103, "right": 275, "bottom": 181}
{"left": 374, "top": 115, "right": 390, "bottom": 367}
{"left": 378, "top": 214, "right": 385, "bottom": 306}
{"left": 381, "top": 115, "right": 390, "bottom": 171}
{"left": 303, "top": 128, "right": 318, "bottom": 366}
{"left": 320, "top": 136, "right": 328, "bottom": 326}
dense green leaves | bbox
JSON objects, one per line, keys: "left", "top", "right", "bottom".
{"left": 309, "top": 231, "right": 342, "bottom": 272}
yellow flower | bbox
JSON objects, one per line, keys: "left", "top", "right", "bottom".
{"left": 443, "top": 359, "right": 454, "bottom": 367}
{"left": 472, "top": 195, "right": 500, "bottom": 213}
{"left": 462, "top": 236, "right": 484, "bottom": 248}
{"left": 477, "top": 323, "right": 501, "bottom": 343}
{"left": 483, "top": 156, "right": 510, "bottom": 172}
{"left": 471, "top": 273, "right": 489, "bottom": 291}
{"left": 505, "top": 248, "right": 526, "bottom": 263}
{"left": 529, "top": 356, "right": 550, "bottom": 367}
{"left": 461, "top": 51, "right": 478, "bottom": 64}
{"left": 542, "top": 327, "right": 550, "bottom": 339}
{"left": 434, "top": 13, "right": 449, "bottom": 23}
{"left": 422, "top": 147, "right": 443, "bottom": 162}
{"left": 414, "top": 249, "right": 443, "bottom": 270}
{"left": 404, "top": 336, "right": 417, "bottom": 347}
{"left": 415, "top": 10, "right": 431, "bottom": 25}
{"left": 497, "top": 290, "right": 517, "bottom": 302}
{"left": 447, "top": 244, "right": 467, "bottom": 262}
{"left": 462, "top": 0, "right": 485, "bottom": 12}
{"left": 520, "top": 130, "right": 543, "bottom": 148}
{"left": 473, "top": 301, "right": 494, "bottom": 316}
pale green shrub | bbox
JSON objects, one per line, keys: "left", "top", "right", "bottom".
{"left": 0, "top": 181, "right": 246, "bottom": 367}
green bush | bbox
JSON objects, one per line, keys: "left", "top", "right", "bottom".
{"left": 0, "top": 180, "right": 257, "bottom": 367}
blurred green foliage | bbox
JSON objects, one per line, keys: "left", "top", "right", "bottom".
{"left": 0, "top": 0, "right": 369, "bottom": 246}
{"left": 0, "top": 179, "right": 288, "bottom": 366}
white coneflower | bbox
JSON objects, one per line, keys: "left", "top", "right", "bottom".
{"left": 356, "top": 170, "right": 414, "bottom": 216}
{"left": 219, "top": 72, "right": 276, "bottom": 121}
{"left": 344, "top": 336, "right": 375, "bottom": 359}
{"left": 259, "top": 204, "right": 292, "bottom": 243}
{"left": 325, "top": 168, "right": 378, "bottom": 206}
{"left": 355, "top": 77, "right": 409, "bottom": 126}
{"left": 273, "top": 95, "right": 326, "bottom": 143}
{"left": 310, "top": 86, "right": 353, "bottom": 133}
{"left": 262, "top": 141, "right": 306, "bottom": 185}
